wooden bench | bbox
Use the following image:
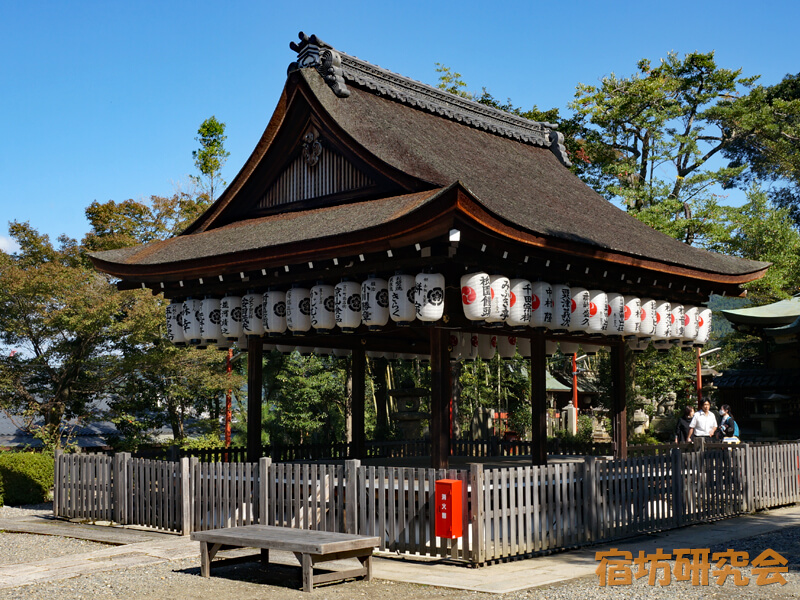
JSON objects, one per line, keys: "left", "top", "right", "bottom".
{"left": 191, "top": 525, "right": 380, "bottom": 592}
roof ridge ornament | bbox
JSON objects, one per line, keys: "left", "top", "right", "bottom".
{"left": 288, "top": 32, "right": 350, "bottom": 98}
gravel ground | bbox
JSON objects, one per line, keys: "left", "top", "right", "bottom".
{"left": 0, "top": 504, "right": 797, "bottom": 600}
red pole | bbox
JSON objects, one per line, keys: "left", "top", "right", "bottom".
{"left": 225, "top": 347, "right": 233, "bottom": 448}
{"left": 572, "top": 353, "right": 578, "bottom": 408}
{"left": 696, "top": 347, "right": 703, "bottom": 407}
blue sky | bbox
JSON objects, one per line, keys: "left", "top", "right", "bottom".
{"left": 2, "top": 0, "right": 799, "bottom": 253}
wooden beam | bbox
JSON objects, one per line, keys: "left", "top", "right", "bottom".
{"left": 611, "top": 342, "right": 628, "bottom": 460}
{"left": 430, "top": 327, "right": 451, "bottom": 469}
{"left": 530, "top": 332, "right": 548, "bottom": 466}
{"left": 351, "top": 346, "right": 366, "bottom": 460}
{"left": 247, "top": 336, "right": 264, "bottom": 463}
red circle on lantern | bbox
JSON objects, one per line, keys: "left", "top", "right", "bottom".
{"left": 590, "top": 302, "right": 598, "bottom": 317}
{"left": 684, "top": 314, "right": 690, "bottom": 326}
{"left": 670, "top": 314, "right": 675, "bottom": 324}
{"left": 655, "top": 312, "right": 661, "bottom": 324}
{"left": 462, "top": 286, "right": 477, "bottom": 305}
{"left": 510, "top": 291, "right": 517, "bottom": 307}
{"left": 698, "top": 316, "right": 704, "bottom": 327}
{"left": 640, "top": 309, "right": 647, "bottom": 321}
{"left": 571, "top": 298, "right": 577, "bottom": 313}
{"left": 471, "top": 335, "right": 479, "bottom": 347}
{"left": 490, "top": 336, "right": 497, "bottom": 348}
{"left": 532, "top": 294, "right": 540, "bottom": 311}
{"left": 607, "top": 304, "right": 613, "bottom": 316}
{"left": 624, "top": 306, "right": 632, "bottom": 320}
{"left": 508, "top": 336, "right": 517, "bottom": 345}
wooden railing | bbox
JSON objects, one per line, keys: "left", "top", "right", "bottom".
{"left": 54, "top": 442, "right": 800, "bottom": 565}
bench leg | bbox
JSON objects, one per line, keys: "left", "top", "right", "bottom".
{"left": 358, "top": 553, "right": 373, "bottom": 582}
{"left": 261, "top": 548, "right": 269, "bottom": 567}
{"left": 200, "top": 542, "right": 222, "bottom": 578}
{"left": 302, "top": 553, "right": 313, "bottom": 593}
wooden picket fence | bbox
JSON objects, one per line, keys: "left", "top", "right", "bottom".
{"left": 54, "top": 442, "right": 800, "bottom": 565}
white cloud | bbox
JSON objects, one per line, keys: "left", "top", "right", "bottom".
{"left": 0, "top": 235, "right": 20, "bottom": 254}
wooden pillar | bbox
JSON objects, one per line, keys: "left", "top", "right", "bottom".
{"left": 430, "top": 327, "right": 451, "bottom": 469}
{"left": 530, "top": 332, "right": 548, "bottom": 466}
{"left": 351, "top": 346, "right": 366, "bottom": 460}
{"left": 247, "top": 336, "right": 264, "bottom": 463}
{"left": 611, "top": 341, "right": 628, "bottom": 459}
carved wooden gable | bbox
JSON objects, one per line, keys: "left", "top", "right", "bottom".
{"left": 258, "top": 126, "right": 375, "bottom": 210}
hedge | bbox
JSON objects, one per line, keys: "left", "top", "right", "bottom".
{"left": 0, "top": 451, "right": 54, "bottom": 505}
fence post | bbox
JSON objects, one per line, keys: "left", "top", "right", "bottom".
{"left": 743, "top": 444, "right": 754, "bottom": 512}
{"left": 259, "top": 457, "right": 272, "bottom": 526}
{"left": 53, "top": 449, "right": 62, "bottom": 518}
{"left": 469, "top": 463, "right": 485, "bottom": 566}
{"left": 179, "top": 457, "right": 191, "bottom": 535}
{"left": 345, "top": 459, "right": 360, "bottom": 534}
{"left": 583, "top": 456, "right": 597, "bottom": 543}
{"left": 670, "top": 447, "right": 684, "bottom": 528}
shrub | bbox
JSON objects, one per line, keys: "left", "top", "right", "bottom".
{"left": 628, "top": 433, "right": 661, "bottom": 446}
{"left": 0, "top": 451, "right": 54, "bottom": 505}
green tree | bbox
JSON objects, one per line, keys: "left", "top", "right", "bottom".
{"left": 83, "top": 195, "right": 242, "bottom": 446}
{"left": 191, "top": 116, "right": 230, "bottom": 202}
{"left": 0, "top": 223, "right": 132, "bottom": 447}
{"left": 570, "top": 52, "right": 763, "bottom": 244}
{"left": 83, "top": 192, "right": 210, "bottom": 252}
{"left": 722, "top": 73, "right": 800, "bottom": 224}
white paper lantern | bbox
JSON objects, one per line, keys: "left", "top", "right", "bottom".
{"left": 276, "top": 344, "right": 294, "bottom": 354}
{"left": 569, "top": 287, "right": 591, "bottom": 332}
{"left": 582, "top": 343, "right": 601, "bottom": 355}
{"left": 449, "top": 333, "right": 463, "bottom": 361}
{"left": 389, "top": 273, "right": 416, "bottom": 325}
{"left": 486, "top": 275, "right": 511, "bottom": 324}
{"left": 296, "top": 346, "right": 313, "bottom": 356}
{"left": 531, "top": 281, "right": 554, "bottom": 329}
{"left": 628, "top": 337, "right": 650, "bottom": 352}
{"left": 695, "top": 307, "right": 712, "bottom": 346}
{"left": 263, "top": 290, "right": 287, "bottom": 334}
{"left": 286, "top": 287, "right": 311, "bottom": 333}
{"left": 546, "top": 340, "right": 558, "bottom": 356}
{"left": 415, "top": 272, "right": 446, "bottom": 322}
{"left": 638, "top": 298, "right": 656, "bottom": 338}
{"left": 220, "top": 295, "right": 242, "bottom": 341}
{"left": 670, "top": 304, "right": 685, "bottom": 341}
{"left": 466, "top": 334, "right": 479, "bottom": 360}
{"left": 241, "top": 292, "right": 265, "bottom": 336}
{"left": 560, "top": 341, "right": 579, "bottom": 354}
{"left": 313, "top": 347, "right": 330, "bottom": 356}
{"left": 605, "top": 292, "right": 625, "bottom": 336}
{"left": 263, "top": 343, "right": 276, "bottom": 352}
{"left": 623, "top": 295, "right": 641, "bottom": 337}
{"left": 182, "top": 298, "right": 202, "bottom": 344}
{"left": 506, "top": 279, "right": 532, "bottom": 328}
{"left": 517, "top": 337, "right": 531, "bottom": 358}
{"left": 552, "top": 284, "right": 572, "bottom": 331}
{"left": 310, "top": 283, "right": 335, "bottom": 332}
{"left": 335, "top": 280, "right": 362, "bottom": 332}
{"left": 200, "top": 297, "right": 222, "bottom": 344}
{"left": 332, "top": 347, "right": 351, "bottom": 357}
{"left": 166, "top": 301, "right": 186, "bottom": 345}
{"left": 362, "top": 277, "right": 389, "bottom": 330}
{"left": 478, "top": 334, "right": 497, "bottom": 360}
{"left": 586, "top": 290, "right": 608, "bottom": 335}
{"left": 654, "top": 300, "right": 671, "bottom": 341}
{"left": 682, "top": 306, "right": 699, "bottom": 345}
{"left": 460, "top": 272, "right": 492, "bottom": 321}
{"left": 497, "top": 335, "right": 517, "bottom": 359}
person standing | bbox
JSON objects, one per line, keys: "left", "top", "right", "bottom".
{"left": 687, "top": 400, "right": 717, "bottom": 442}
{"left": 674, "top": 405, "right": 695, "bottom": 443}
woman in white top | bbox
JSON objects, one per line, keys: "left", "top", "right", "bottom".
{"left": 687, "top": 400, "right": 717, "bottom": 442}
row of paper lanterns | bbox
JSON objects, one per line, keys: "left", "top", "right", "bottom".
{"left": 165, "top": 273, "right": 446, "bottom": 345}
{"left": 459, "top": 273, "right": 712, "bottom": 346}
{"left": 165, "top": 272, "right": 711, "bottom": 349}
